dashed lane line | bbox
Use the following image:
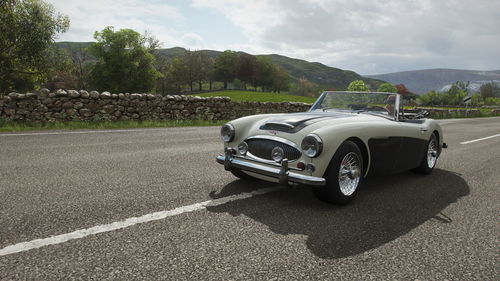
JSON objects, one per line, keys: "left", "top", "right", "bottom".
{"left": 0, "top": 186, "right": 284, "bottom": 256}
{"left": 460, "top": 133, "right": 500, "bottom": 145}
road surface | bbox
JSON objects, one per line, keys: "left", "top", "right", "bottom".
{"left": 0, "top": 117, "right": 499, "bottom": 280}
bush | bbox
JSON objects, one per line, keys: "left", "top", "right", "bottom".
{"left": 347, "top": 80, "right": 370, "bottom": 92}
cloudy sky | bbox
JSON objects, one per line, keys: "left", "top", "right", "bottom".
{"left": 46, "top": 0, "right": 500, "bottom": 75}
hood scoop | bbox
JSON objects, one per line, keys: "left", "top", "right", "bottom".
{"left": 260, "top": 113, "right": 350, "bottom": 133}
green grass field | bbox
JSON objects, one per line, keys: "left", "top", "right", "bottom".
{"left": 0, "top": 120, "right": 226, "bottom": 132}
{"left": 195, "top": 90, "right": 316, "bottom": 103}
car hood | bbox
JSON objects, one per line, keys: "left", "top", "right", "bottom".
{"left": 257, "top": 112, "right": 354, "bottom": 134}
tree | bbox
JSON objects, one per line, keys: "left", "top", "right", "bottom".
{"left": 447, "top": 82, "right": 468, "bottom": 105}
{"left": 395, "top": 84, "right": 411, "bottom": 96}
{"left": 236, "top": 53, "right": 258, "bottom": 89}
{"left": 154, "top": 54, "right": 171, "bottom": 95}
{"left": 213, "top": 50, "right": 238, "bottom": 89}
{"left": 470, "top": 93, "right": 483, "bottom": 106}
{"left": 192, "top": 51, "right": 213, "bottom": 92}
{"left": 255, "top": 56, "right": 276, "bottom": 91}
{"left": 181, "top": 50, "right": 196, "bottom": 92}
{"left": 347, "top": 80, "right": 370, "bottom": 92}
{"left": 291, "top": 77, "right": 317, "bottom": 97}
{"left": 273, "top": 67, "right": 290, "bottom": 93}
{"left": 0, "top": 0, "right": 69, "bottom": 93}
{"left": 67, "top": 43, "right": 94, "bottom": 90}
{"left": 168, "top": 57, "right": 189, "bottom": 92}
{"left": 418, "top": 91, "right": 441, "bottom": 105}
{"left": 88, "top": 27, "right": 161, "bottom": 93}
{"left": 44, "top": 46, "right": 77, "bottom": 90}
{"left": 479, "top": 82, "right": 500, "bottom": 99}
{"left": 377, "top": 82, "right": 397, "bottom": 93}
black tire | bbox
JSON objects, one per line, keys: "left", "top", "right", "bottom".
{"left": 413, "top": 133, "right": 438, "bottom": 174}
{"left": 230, "top": 169, "right": 258, "bottom": 181}
{"left": 313, "top": 141, "right": 363, "bottom": 205}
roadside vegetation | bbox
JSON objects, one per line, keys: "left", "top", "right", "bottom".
{"left": 0, "top": 119, "right": 226, "bottom": 132}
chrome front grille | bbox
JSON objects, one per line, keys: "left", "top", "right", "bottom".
{"left": 246, "top": 137, "right": 301, "bottom": 161}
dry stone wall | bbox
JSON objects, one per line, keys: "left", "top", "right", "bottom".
{"left": 1, "top": 89, "right": 498, "bottom": 122}
{"left": 0, "top": 89, "right": 311, "bottom": 122}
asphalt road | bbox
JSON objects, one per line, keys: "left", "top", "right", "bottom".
{"left": 0, "top": 117, "right": 499, "bottom": 280}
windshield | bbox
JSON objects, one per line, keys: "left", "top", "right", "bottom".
{"left": 310, "top": 91, "right": 398, "bottom": 119}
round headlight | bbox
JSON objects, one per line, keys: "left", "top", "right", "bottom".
{"left": 301, "top": 134, "right": 323, "bottom": 158}
{"left": 271, "top": 146, "right": 284, "bottom": 162}
{"left": 220, "top": 123, "right": 235, "bottom": 143}
{"left": 238, "top": 141, "right": 248, "bottom": 155}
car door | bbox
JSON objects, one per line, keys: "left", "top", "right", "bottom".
{"left": 393, "top": 120, "right": 429, "bottom": 172}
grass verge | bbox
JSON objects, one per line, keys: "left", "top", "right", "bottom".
{"left": 195, "top": 90, "right": 316, "bottom": 103}
{"left": 0, "top": 119, "right": 227, "bottom": 132}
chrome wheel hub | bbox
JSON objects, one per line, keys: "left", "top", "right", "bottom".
{"left": 338, "top": 152, "right": 361, "bottom": 196}
{"left": 427, "top": 139, "right": 438, "bottom": 168}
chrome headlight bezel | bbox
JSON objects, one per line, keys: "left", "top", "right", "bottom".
{"left": 238, "top": 141, "right": 248, "bottom": 155}
{"left": 220, "top": 123, "right": 235, "bottom": 143}
{"left": 301, "top": 134, "right": 323, "bottom": 158}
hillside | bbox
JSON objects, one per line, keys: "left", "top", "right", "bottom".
{"left": 156, "top": 47, "right": 384, "bottom": 90}
{"left": 56, "top": 42, "right": 384, "bottom": 91}
{"left": 366, "top": 69, "right": 500, "bottom": 94}
{"left": 261, "top": 54, "right": 384, "bottom": 90}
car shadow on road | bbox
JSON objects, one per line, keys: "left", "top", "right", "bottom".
{"left": 207, "top": 169, "right": 470, "bottom": 259}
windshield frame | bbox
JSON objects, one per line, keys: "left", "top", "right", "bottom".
{"left": 309, "top": 91, "right": 401, "bottom": 121}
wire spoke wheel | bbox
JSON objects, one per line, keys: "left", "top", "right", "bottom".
{"left": 426, "top": 138, "right": 438, "bottom": 168}
{"left": 338, "top": 152, "right": 361, "bottom": 196}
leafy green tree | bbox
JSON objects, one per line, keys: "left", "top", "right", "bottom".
{"left": 168, "top": 57, "right": 189, "bottom": 92}
{"left": 273, "top": 66, "right": 290, "bottom": 93}
{"left": 181, "top": 50, "right": 196, "bottom": 92}
{"left": 44, "top": 46, "right": 77, "bottom": 90}
{"left": 154, "top": 54, "right": 171, "bottom": 95}
{"left": 377, "top": 82, "right": 397, "bottom": 93}
{"left": 0, "top": 0, "right": 69, "bottom": 93}
{"left": 256, "top": 56, "right": 276, "bottom": 91}
{"left": 192, "top": 51, "right": 213, "bottom": 91}
{"left": 418, "top": 91, "right": 441, "bottom": 105}
{"left": 88, "top": 27, "right": 161, "bottom": 93}
{"left": 347, "top": 80, "right": 370, "bottom": 92}
{"left": 447, "top": 83, "right": 468, "bottom": 105}
{"left": 470, "top": 93, "right": 483, "bottom": 106}
{"left": 213, "top": 50, "right": 238, "bottom": 89}
{"left": 67, "top": 43, "right": 93, "bottom": 89}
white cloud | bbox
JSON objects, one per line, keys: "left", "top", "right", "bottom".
{"left": 46, "top": 0, "right": 205, "bottom": 49}
{"left": 181, "top": 33, "right": 205, "bottom": 49}
{"left": 47, "top": 0, "right": 500, "bottom": 74}
{"left": 192, "top": 0, "right": 500, "bottom": 74}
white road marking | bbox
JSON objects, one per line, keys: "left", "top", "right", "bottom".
{"left": 0, "top": 128, "right": 173, "bottom": 136}
{"left": 460, "top": 133, "right": 500, "bottom": 144}
{"left": 0, "top": 186, "right": 283, "bottom": 256}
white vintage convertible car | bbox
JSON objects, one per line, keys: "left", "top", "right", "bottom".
{"left": 216, "top": 91, "right": 447, "bottom": 204}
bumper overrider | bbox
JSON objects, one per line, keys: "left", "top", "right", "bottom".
{"left": 216, "top": 150, "right": 326, "bottom": 186}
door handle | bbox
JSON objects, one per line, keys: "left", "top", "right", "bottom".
{"left": 420, "top": 127, "right": 428, "bottom": 132}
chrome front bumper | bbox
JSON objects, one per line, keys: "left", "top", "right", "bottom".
{"left": 216, "top": 152, "right": 326, "bottom": 186}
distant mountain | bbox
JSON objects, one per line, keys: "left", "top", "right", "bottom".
{"left": 56, "top": 42, "right": 384, "bottom": 91}
{"left": 366, "top": 69, "right": 500, "bottom": 94}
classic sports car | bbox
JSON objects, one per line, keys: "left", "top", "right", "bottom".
{"left": 216, "top": 91, "right": 447, "bottom": 204}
